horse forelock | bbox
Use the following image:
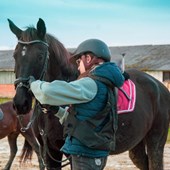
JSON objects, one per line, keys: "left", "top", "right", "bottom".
{"left": 21, "top": 26, "right": 39, "bottom": 42}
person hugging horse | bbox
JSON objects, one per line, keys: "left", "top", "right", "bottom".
{"left": 29, "top": 39, "right": 125, "bottom": 170}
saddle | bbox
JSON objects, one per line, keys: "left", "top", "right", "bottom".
{"left": 0, "top": 108, "right": 4, "bottom": 120}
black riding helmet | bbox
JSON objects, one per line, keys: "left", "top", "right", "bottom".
{"left": 71, "top": 39, "right": 112, "bottom": 63}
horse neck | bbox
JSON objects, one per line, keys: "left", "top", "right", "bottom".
{"left": 45, "top": 34, "right": 78, "bottom": 82}
{"left": 46, "top": 47, "right": 77, "bottom": 82}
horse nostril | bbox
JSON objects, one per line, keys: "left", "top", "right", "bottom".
{"left": 13, "top": 88, "right": 32, "bottom": 114}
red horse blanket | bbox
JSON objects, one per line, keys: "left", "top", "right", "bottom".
{"left": 117, "top": 79, "right": 136, "bottom": 114}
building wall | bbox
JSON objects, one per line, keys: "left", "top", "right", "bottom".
{"left": 0, "top": 70, "right": 165, "bottom": 98}
{"left": 0, "top": 84, "right": 15, "bottom": 98}
{"left": 0, "top": 71, "right": 15, "bottom": 98}
{"left": 0, "top": 71, "right": 15, "bottom": 84}
{"left": 163, "top": 80, "right": 170, "bottom": 91}
{"left": 145, "top": 71, "right": 163, "bottom": 82}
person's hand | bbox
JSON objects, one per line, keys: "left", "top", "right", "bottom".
{"left": 40, "top": 104, "right": 59, "bottom": 114}
{"left": 29, "top": 76, "right": 36, "bottom": 86}
{"left": 48, "top": 105, "right": 59, "bottom": 114}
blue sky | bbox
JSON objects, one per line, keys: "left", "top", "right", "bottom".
{"left": 1, "top": 0, "right": 170, "bottom": 49}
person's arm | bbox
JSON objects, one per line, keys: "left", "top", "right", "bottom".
{"left": 30, "top": 77, "right": 97, "bottom": 106}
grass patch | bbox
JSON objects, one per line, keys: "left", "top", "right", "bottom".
{"left": 0, "top": 97, "right": 11, "bottom": 104}
{"left": 167, "top": 128, "right": 170, "bottom": 143}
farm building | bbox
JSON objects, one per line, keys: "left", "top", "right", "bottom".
{"left": 0, "top": 44, "right": 170, "bottom": 97}
{"left": 70, "top": 44, "right": 170, "bottom": 82}
{"left": 0, "top": 50, "right": 15, "bottom": 98}
{"left": 109, "top": 45, "right": 170, "bottom": 82}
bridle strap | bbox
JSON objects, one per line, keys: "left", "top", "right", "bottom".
{"left": 14, "top": 40, "right": 49, "bottom": 88}
{"left": 18, "top": 40, "right": 49, "bottom": 47}
{"left": 39, "top": 51, "right": 49, "bottom": 80}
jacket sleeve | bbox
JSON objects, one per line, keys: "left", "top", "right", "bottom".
{"left": 30, "top": 77, "right": 97, "bottom": 106}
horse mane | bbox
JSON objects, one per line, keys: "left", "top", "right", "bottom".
{"left": 46, "top": 33, "right": 78, "bottom": 81}
{"left": 21, "top": 26, "right": 78, "bottom": 81}
{"left": 46, "top": 34, "right": 70, "bottom": 67}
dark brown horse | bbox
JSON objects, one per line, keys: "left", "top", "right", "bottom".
{"left": 0, "top": 101, "right": 44, "bottom": 170}
{"left": 8, "top": 18, "right": 77, "bottom": 170}
{"left": 8, "top": 18, "right": 170, "bottom": 170}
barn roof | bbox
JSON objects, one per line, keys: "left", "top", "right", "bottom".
{"left": 0, "top": 50, "right": 15, "bottom": 71}
{"left": 109, "top": 44, "right": 170, "bottom": 71}
{"left": 0, "top": 44, "right": 170, "bottom": 71}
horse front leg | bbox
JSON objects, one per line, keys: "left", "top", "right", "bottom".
{"left": 3, "top": 132, "right": 19, "bottom": 170}
{"left": 22, "top": 132, "right": 45, "bottom": 170}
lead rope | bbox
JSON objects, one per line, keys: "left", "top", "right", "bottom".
{"left": 17, "top": 103, "right": 39, "bottom": 133}
{"left": 16, "top": 102, "right": 46, "bottom": 167}
{"left": 30, "top": 105, "right": 46, "bottom": 167}
{"left": 40, "top": 107, "right": 71, "bottom": 168}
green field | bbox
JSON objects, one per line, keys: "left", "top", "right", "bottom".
{"left": 0, "top": 97, "right": 170, "bottom": 143}
{"left": 167, "top": 128, "right": 170, "bottom": 143}
{"left": 0, "top": 97, "right": 11, "bottom": 103}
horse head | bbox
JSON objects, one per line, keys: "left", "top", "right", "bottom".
{"left": 8, "top": 18, "right": 49, "bottom": 114}
{"left": 8, "top": 18, "right": 78, "bottom": 115}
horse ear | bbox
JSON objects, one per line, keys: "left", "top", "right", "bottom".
{"left": 7, "top": 19, "right": 22, "bottom": 39}
{"left": 37, "top": 18, "right": 46, "bottom": 39}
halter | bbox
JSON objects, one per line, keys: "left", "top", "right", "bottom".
{"left": 14, "top": 39, "right": 49, "bottom": 89}
{"left": 15, "top": 39, "right": 49, "bottom": 131}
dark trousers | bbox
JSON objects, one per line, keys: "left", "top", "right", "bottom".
{"left": 71, "top": 155, "right": 107, "bottom": 170}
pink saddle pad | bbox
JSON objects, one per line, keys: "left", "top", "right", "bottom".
{"left": 117, "top": 79, "right": 136, "bottom": 114}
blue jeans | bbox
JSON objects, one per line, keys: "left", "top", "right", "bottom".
{"left": 71, "top": 155, "right": 107, "bottom": 170}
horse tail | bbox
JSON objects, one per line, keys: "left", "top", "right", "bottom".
{"left": 19, "top": 139, "right": 33, "bottom": 163}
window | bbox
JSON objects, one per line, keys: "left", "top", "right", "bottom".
{"left": 163, "top": 71, "right": 170, "bottom": 81}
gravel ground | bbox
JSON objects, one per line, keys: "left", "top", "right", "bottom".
{"left": 0, "top": 135, "right": 169, "bottom": 170}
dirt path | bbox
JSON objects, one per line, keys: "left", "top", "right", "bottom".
{"left": 0, "top": 135, "right": 169, "bottom": 170}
